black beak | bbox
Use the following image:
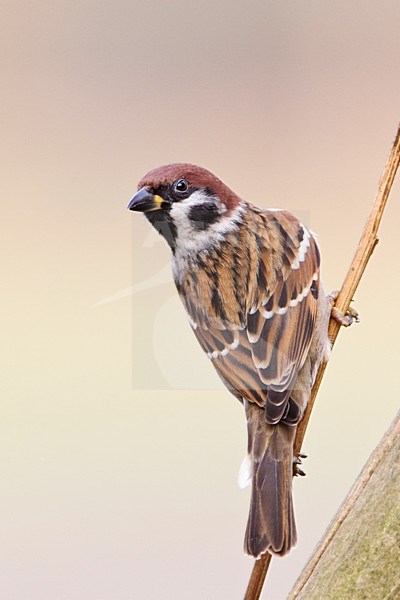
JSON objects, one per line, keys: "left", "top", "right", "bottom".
{"left": 128, "top": 187, "right": 166, "bottom": 212}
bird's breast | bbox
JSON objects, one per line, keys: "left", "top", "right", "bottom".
{"left": 172, "top": 238, "right": 257, "bottom": 330}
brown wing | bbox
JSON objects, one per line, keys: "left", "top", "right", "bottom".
{"left": 181, "top": 209, "right": 321, "bottom": 424}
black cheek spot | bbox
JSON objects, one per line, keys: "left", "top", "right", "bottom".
{"left": 188, "top": 203, "right": 220, "bottom": 230}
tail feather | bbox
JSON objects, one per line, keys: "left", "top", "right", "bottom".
{"left": 243, "top": 401, "right": 297, "bottom": 558}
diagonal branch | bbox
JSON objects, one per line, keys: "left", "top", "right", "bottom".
{"left": 244, "top": 123, "right": 400, "bottom": 600}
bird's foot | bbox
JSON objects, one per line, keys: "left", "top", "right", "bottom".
{"left": 328, "top": 291, "right": 360, "bottom": 328}
{"left": 293, "top": 452, "right": 308, "bottom": 477}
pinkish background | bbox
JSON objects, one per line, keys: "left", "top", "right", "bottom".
{"left": 2, "top": 2, "right": 399, "bottom": 598}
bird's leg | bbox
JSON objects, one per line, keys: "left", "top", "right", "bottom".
{"left": 293, "top": 452, "right": 307, "bottom": 477}
{"left": 328, "top": 290, "right": 360, "bottom": 327}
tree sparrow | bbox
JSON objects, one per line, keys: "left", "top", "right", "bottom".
{"left": 128, "top": 163, "right": 332, "bottom": 558}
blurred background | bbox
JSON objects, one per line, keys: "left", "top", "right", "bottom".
{"left": 1, "top": 1, "right": 399, "bottom": 598}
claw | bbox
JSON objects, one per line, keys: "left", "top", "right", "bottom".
{"left": 293, "top": 454, "right": 307, "bottom": 477}
{"left": 331, "top": 306, "right": 360, "bottom": 327}
{"left": 293, "top": 451, "right": 308, "bottom": 476}
{"left": 295, "top": 467, "right": 306, "bottom": 477}
{"left": 347, "top": 306, "right": 360, "bottom": 322}
{"left": 328, "top": 291, "right": 360, "bottom": 327}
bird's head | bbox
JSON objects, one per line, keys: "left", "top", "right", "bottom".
{"left": 128, "top": 163, "right": 242, "bottom": 253}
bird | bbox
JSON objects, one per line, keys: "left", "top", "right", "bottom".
{"left": 128, "top": 163, "right": 333, "bottom": 558}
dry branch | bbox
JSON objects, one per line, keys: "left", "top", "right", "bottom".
{"left": 244, "top": 124, "right": 400, "bottom": 600}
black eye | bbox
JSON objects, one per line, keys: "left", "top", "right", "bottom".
{"left": 173, "top": 179, "right": 189, "bottom": 194}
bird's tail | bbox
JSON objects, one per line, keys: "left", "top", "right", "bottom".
{"left": 242, "top": 401, "right": 297, "bottom": 558}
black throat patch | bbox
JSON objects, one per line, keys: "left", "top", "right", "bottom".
{"left": 145, "top": 210, "right": 178, "bottom": 251}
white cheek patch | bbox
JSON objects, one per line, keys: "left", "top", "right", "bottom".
{"left": 170, "top": 194, "right": 243, "bottom": 255}
{"left": 169, "top": 191, "right": 206, "bottom": 243}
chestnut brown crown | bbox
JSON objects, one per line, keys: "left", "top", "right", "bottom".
{"left": 138, "top": 163, "right": 241, "bottom": 210}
